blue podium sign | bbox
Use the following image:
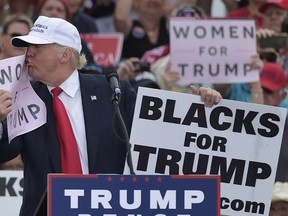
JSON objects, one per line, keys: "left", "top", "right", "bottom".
{"left": 48, "top": 174, "right": 220, "bottom": 216}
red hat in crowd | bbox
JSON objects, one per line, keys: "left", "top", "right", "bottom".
{"left": 260, "top": 62, "right": 287, "bottom": 92}
{"left": 259, "top": 0, "right": 288, "bottom": 13}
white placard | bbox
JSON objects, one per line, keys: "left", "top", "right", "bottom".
{"left": 128, "top": 87, "right": 287, "bottom": 216}
{"left": 170, "top": 18, "right": 258, "bottom": 85}
{"left": 0, "top": 170, "right": 23, "bottom": 216}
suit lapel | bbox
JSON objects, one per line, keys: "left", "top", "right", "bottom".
{"left": 37, "top": 74, "right": 106, "bottom": 173}
{"left": 79, "top": 73, "right": 102, "bottom": 173}
{"left": 37, "top": 84, "right": 62, "bottom": 172}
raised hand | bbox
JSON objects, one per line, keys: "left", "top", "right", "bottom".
{"left": 191, "top": 85, "right": 222, "bottom": 107}
{"left": 0, "top": 90, "right": 12, "bottom": 122}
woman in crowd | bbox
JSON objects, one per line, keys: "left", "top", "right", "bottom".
{"left": 0, "top": 13, "right": 33, "bottom": 59}
{"left": 114, "top": 0, "right": 169, "bottom": 59}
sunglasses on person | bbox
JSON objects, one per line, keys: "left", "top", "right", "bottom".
{"left": 7, "top": 33, "right": 23, "bottom": 38}
{"left": 262, "top": 87, "right": 275, "bottom": 94}
{"left": 176, "top": 6, "right": 203, "bottom": 17}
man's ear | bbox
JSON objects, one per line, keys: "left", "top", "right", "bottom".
{"left": 59, "top": 48, "right": 72, "bottom": 64}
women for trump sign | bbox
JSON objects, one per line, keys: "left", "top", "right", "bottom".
{"left": 170, "top": 18, "right": 258, "bottom": 85}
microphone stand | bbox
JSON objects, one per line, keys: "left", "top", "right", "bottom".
{"left": 111, "top": 93, "right": 135, "bottom": 175}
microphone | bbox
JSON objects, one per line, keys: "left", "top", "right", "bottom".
{"left": 104, "top": 67, "right": 134, "bottom": 174}
{"left": 104, "top": 66, "right": 121, "bottom": 97}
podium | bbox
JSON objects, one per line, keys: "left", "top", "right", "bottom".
{"left": 46, "top": 174, "right": 220, "bottom": 216}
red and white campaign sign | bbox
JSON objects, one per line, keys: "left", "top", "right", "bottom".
{"left": 81, "top": 33, "right": 123, "bottom": 67}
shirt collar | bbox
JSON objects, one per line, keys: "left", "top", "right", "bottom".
{"left": 48, "top": 70, "right": 79, "bottom": 97}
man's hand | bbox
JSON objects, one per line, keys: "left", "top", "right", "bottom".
{"left": 0, "top": 90, "right": 12, "bottom": 122}
{"left": 117, "top": 57, "right": 140, "bottom": 81}
{"left": 191, "top": 86, "right": 222, "bottom": 107}
{"left": 163, "top": 61, "right": 181, "bottom": 91}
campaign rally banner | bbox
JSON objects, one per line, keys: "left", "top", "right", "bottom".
{"left": 127, "top": 87, "right": 287, "bottom": 216}
{"left": 170, "top": 18, "right": 258, "bottom": 85}
{"left": 81, "top": 33, "right": 123, "bottom": 67}
{"left": 48, "top": 174, "right": 220, "bottom": 216}
{"left": 0, "top": 55, "right": 46, "bottom": 141}
{"left": 0, "top": 170, "right": 23, "bottom": 216}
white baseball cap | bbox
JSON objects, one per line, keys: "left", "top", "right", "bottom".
{"left": 11, "top": 16, "right": 82, "bottom": 53}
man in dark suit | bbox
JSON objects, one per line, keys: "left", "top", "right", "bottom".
{"left": 0, "top": 15, "right": 222, "bottom": 216}
{"left": 0, "top": 15, "right": 136, "bottom": 216}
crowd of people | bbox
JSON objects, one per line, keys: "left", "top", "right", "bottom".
{"left": 0, "top": 0, "right": 287, "bottom": 215}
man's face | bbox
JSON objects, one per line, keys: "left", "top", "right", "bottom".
{"left": 264, "top": 6, "right": 288, "bottom": 33}
{"left": 25, "top": 44, "right": 62, "bottom": 85}
{"left": 2, "top": 21, "right": 30, "bottom": 57}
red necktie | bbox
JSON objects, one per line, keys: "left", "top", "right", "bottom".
{"left": 52, "top": 87, "right": 82, "bottom": 174}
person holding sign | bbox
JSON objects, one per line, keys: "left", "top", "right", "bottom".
{"left": 0, "top": 15, "right": 136, "bottom": 216}
{"left": 150, "top": 5, "right": 206, "bottom": 93}
{"left": 0, "top": 15, "right": 223, "bottom": 216}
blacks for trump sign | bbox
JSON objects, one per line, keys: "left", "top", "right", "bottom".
{"left": 127, "top": 87, "right": 287, "bottom": 216}
{"left": 48, "top": 174, "right": 220, "bottom": 216}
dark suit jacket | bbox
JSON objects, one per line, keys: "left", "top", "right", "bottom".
{"left": 0, "top": 73, "right": 136, "bottom": 216}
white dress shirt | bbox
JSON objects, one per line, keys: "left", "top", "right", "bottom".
{"left": 48, "top": 71, "right": 89, "bottom": 174}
